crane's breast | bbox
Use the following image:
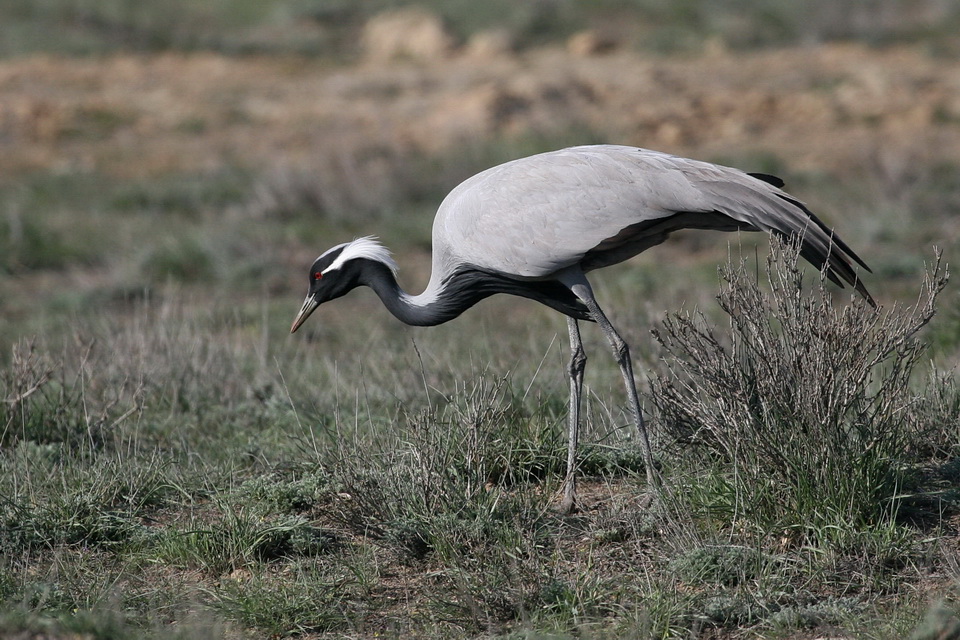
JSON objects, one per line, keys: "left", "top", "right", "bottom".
{"left": 432, "top": 146, "right": 704, "bottom": 278}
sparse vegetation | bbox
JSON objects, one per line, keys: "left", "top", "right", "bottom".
{"left": 2, "top": 238, "right": 957, "bottom": 638}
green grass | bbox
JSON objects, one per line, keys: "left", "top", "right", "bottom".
{"left": 2, "top": 237, "right": 958, "bottom": 638}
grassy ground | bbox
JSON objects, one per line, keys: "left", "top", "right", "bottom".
{"left": 2, "top": 230, "right": 958, "bottom": 639}
{"left": 3, "top": 3, "right": 960, "bottom": 638}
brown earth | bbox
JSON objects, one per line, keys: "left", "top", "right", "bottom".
{"left": 1, "top": 42, "right": 959, "bottom": 181}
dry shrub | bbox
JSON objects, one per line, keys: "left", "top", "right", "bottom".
{"left": 651, "top": 240, "right": 948, "bottom": 538}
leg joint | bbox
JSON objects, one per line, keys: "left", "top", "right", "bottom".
{"left": 612, "top": 337, "right": 629, "bottom": 363}
{"left": 568, "top": 347, "right": 587, "bottom": 377}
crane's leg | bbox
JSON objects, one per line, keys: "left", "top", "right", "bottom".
{"left": 570, "top": 282, "right": 659, "bottom": 494}
{"left": 560, "top": 317, "right": 587, "bottom": 514}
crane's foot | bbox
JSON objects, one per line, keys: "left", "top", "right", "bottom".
{"left": 556, "top": 494, "right": 578, "bottom": 515}
{"left": 556, "top": 475, "right": 578, "bottom": 515}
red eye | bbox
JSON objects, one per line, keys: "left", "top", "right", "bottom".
{"left": 314, "top": 271, "right": 323, "bottom": 280}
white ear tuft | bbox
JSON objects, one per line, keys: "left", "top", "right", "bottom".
{"left": 325, "top": 236, "right": 398, "bottom": 275}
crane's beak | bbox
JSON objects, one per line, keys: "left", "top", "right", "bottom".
{"left": 290, "top": 294, "right": 320, "bottom": 333}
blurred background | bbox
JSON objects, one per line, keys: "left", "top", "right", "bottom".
{"left": 2, "top": 0, "right": 959, "bottom": 348}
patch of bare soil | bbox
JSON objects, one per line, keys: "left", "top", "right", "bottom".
{"left": 1, "top": 43, "right": 958, "bottom": 179}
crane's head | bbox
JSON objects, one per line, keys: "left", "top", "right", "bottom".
{"left": 290, "top": 236, "right": 398, "bottom": 333}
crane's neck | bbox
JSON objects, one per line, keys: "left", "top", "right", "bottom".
{"left": 357, "top": 257, "right": 593, "bottom": 326}
{"left": 360, "top": 259, "right": 468, "bottom": 327}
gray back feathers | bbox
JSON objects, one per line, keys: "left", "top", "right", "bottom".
{"left": 425, "top": 145, "right": 871, "bottom": 303}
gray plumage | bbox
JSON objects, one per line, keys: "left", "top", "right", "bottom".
{"left": 291, "top": 145, "right": 873, "bottom": 512}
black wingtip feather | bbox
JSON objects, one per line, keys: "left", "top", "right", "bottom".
{"left": 748, "top": 172, "right": 786, "bottom": 188}
{"left": 774, "top": 193, "right": 873, "bottom": 274}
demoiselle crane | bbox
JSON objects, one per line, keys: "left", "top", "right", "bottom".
{"left": 290, "top": 145, "right": 874, "bottom": 513}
